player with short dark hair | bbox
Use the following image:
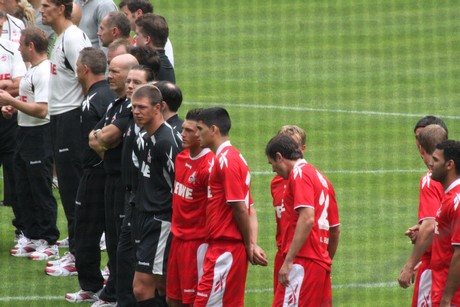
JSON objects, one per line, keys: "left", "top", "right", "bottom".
{"left": 97, "top": 11, "right": 131, "bottom": 48}
{"left": 131, "top": 84, "right": 182, "bottom": 306}
{"left": 135, "top": 13, "right": 175, "bottom": 83}
{"left": 194, "top": 107, "right": 267, "bottom": 306}
{"left": 430, "top": 140, "right": 460, "bottom": 306}
{"left": 267, "top": 134, "right": 340, "bottom": 306}
{"left": 154, "top": 81, "right": 183, "bottom": 133}
{"left": 166, "top": 108, "right": 214, "bottom": 307}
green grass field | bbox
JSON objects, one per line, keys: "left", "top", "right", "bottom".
{"left": 0, "top": 0, "right": 459, "bottom": 306}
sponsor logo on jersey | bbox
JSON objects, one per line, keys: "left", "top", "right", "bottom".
{"left": 0, "top": 73, "right": 11, "bottom": 79}
{"left": 174, "top": 181, "right": 193, "bottom": 200}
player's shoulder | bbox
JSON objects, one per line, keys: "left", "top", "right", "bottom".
{"left": 0, "top": 38, "right": 17, "bottom": 54}
{"left": 7, "top": 14, "right": 25, "bottom": 29}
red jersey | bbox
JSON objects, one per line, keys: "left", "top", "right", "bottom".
{"left": 418, "top": 171, "right": 444, "bottom": 261}
{"left": 206, "top": 141, "right": 252, "bottom": 241}
{"left": 431, "top": 179, "right": 460, "bottom": 305}
{"left": 271, "top": 174, "right": 286, "bottom": 249}
{"left": 281, "top": 159, "right": 339, "bottom": 270}
{"left": 172, "top": 148, "right": 214, "bottom": 240}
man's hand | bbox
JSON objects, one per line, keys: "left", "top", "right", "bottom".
{"left": 252, "top": 244, "right": 268, "bottom": 266}
{"left": 398, "top": 263, "right": 418, "bottom": 288}
{"left": 1, "top": 105, "right": 16, "bottom": 119}
{"left": 0, "top": 89, "right": 14, "bottom": 106}
{"left": 278, "top": 260, "right": 293, "bottom": 287}
{"left": 405, "top": 224, "right": 420, "bottom": 244}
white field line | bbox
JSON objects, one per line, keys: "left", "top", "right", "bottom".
{"left": 185, "top": 102, "right": 460, "bottom": 120}
{"left": 252, "top": 169, "right": 425, "bottom": 175}
{"left": 0, "top": 282, "right": 399, "bottom": 301}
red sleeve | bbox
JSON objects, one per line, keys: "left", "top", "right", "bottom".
{"left": 418, "top": 173, "right": 443, "bottom": 222}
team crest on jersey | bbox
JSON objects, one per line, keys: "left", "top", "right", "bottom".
{"left": 188, "top": 171, "right": 197, "bottom": 184}
{"left": 0, "top": 54, "right": 7, "bottom": 62}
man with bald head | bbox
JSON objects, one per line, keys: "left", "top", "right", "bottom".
{"left": 89, "top": 53, "right": 139, "bottom": 306}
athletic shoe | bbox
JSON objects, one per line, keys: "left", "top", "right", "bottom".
{"left": 45, "top": 262, "right": 78, "bottom": 276}
{"left": 100, "top": 232, "right": 106, "bottom": 251}
{"left": 56, "top": 237, "right": 69, "bottom": 248}
{"left": 28, "top": 241, "right": 59, "bottom": 261}
{"left": 65, "top": 289, "right": 101, "bottom": 303}
{"left": 47, "top": 251, "right": 75, "bottom": 267}
{"left": 91, "top": 299, "right": 117, "bottom": 307}
{"left": 10, "top": 237, "right": 38, "bottom": 257}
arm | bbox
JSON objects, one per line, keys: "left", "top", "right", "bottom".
{"left": 249, "top": 206, "right": 268, "bottom": 266}
{"left": 0, "top": 90, "right": 47, "bottom": 119}
{"left": 328, "top": 225, "right": 340, "bottom": 260}
{"left": 398, "top": 219, "right": 435, "bottom": 288}
{"left": 91, "top": 124, "right": 122, "bottom": 149}
{"left": 440, "top": 245, "right": 460, "bottom": 307}
{"left": 88, "top": 129, "right": 107, "bottom": 158}
{"left": 0, "top": 77, "right": 21, "bottom": 97}
{"left": 279, "top": 207, "right": 314, "bottom": 287}
{"left": 231, "top": 201, "right": 253, "bottom": 264}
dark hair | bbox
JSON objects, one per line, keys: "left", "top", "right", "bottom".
{"left": 135, "top": 13, "right": 168, "bottom": 48}
{"left": 418, "top": 124, "right": 448, "bottom": 155}
{"left": 265, "top": 134, "right": 303, "bottom": 161}
{"left": 132, "top": 84, "right": 163, "bottom": 106}
{"left": 22, "top": 26, "right": 48, "bottom": 54}
{"left": 106, "top": 12, "right": 131, "bottom": 38}
{"left": 128, "top": 45, "right": 160, "bottom": 78}
{"left": 119, "top": 0, "right": 153, "bottom": 14}
{"left": 414, "top": 115, "right": 448, "bottom": 136}
{"left": 154, "top": 81, "right": 182, "bottom": 112}
{"left": 48, "top": 0, "right": 73, "bottom": 20}
{"left": 185, "top": 108, "right": 204, "bottom": 121}
{"left": 436, "top": 140, "right": 460, "bottom": 175}
{"left": 79, "top": 47, "right": 107, "bottom": 75}
{"left": 129, "top": 64, "right": 155, "bottom": 82}
{"left": 196, "top": 107, "right": 231, "bottom": 136}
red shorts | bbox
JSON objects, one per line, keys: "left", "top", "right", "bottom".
{"left": 166, "top": 237, "right": 208, "bottom": 304}
{"left": 274, "top": 248, "right": 284, "bottom": 291}
{"left": 272, "top": 258, "right": 331, "bottom": 307}
{"left": 194, "top": 241, "right": 248, "bottom": 307}
{"left": 412, "top": 259, "right": 431, "bottom": 307}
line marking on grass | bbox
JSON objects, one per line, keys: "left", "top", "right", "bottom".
{"left": 0, "top": 282, "right": 399, "bottom": 301}
{"left": 185, "top": 101, "right": 460, "bottom": 120}
{"left": 252, "top": 169, "right": 425, "bottom": 175}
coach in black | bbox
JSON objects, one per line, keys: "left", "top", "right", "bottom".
{"left": 65, "top": 47, "right": 117, "bottom": 303}
{"left": 131, "top": 84, "right": 182, "bottom": 306}
{"left": 89, "top": 54, "right": 139, "bottom": 305}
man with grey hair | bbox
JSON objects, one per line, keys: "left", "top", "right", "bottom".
{"left": 97, "top": 11, "right": 131, "bottom": 48}
{"left": 65, "top": 47, "right": 116, "bottom": 304}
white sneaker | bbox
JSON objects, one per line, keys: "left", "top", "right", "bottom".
{"left": 28, "top": 241, "right": 59, "bottom": 261}
{"left": 47, "top": 251, "right": 75, "bottom": 267}
{"left": 56, "top": 237, "right": 69, "bottom": 248}
{"left": 65, "top": 289, "right": 101, "bottom": 303}
{"left": 10, "top": 236, "right": 39, "bottom": 257}
{"left": 100, "top": 232, "right": 106, "bottom": 251}
{"left": 45, "top": 261, "right": 78, "bottom": 276}
{"left": 91, "top": 299, "right": 117, "bottom": 307}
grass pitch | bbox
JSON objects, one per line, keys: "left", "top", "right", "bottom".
{"left": 0, "top": 0, "right": 459, "bottom": 306}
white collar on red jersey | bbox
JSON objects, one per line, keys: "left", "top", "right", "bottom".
{"left": 293, "top": 159, "right": 308, "bottom": 168}
{"left": 445, "top": 178, "right": 460, "bottom": 193}
{"left": 216, "top": 140, "right": 231, "bottom": 156}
